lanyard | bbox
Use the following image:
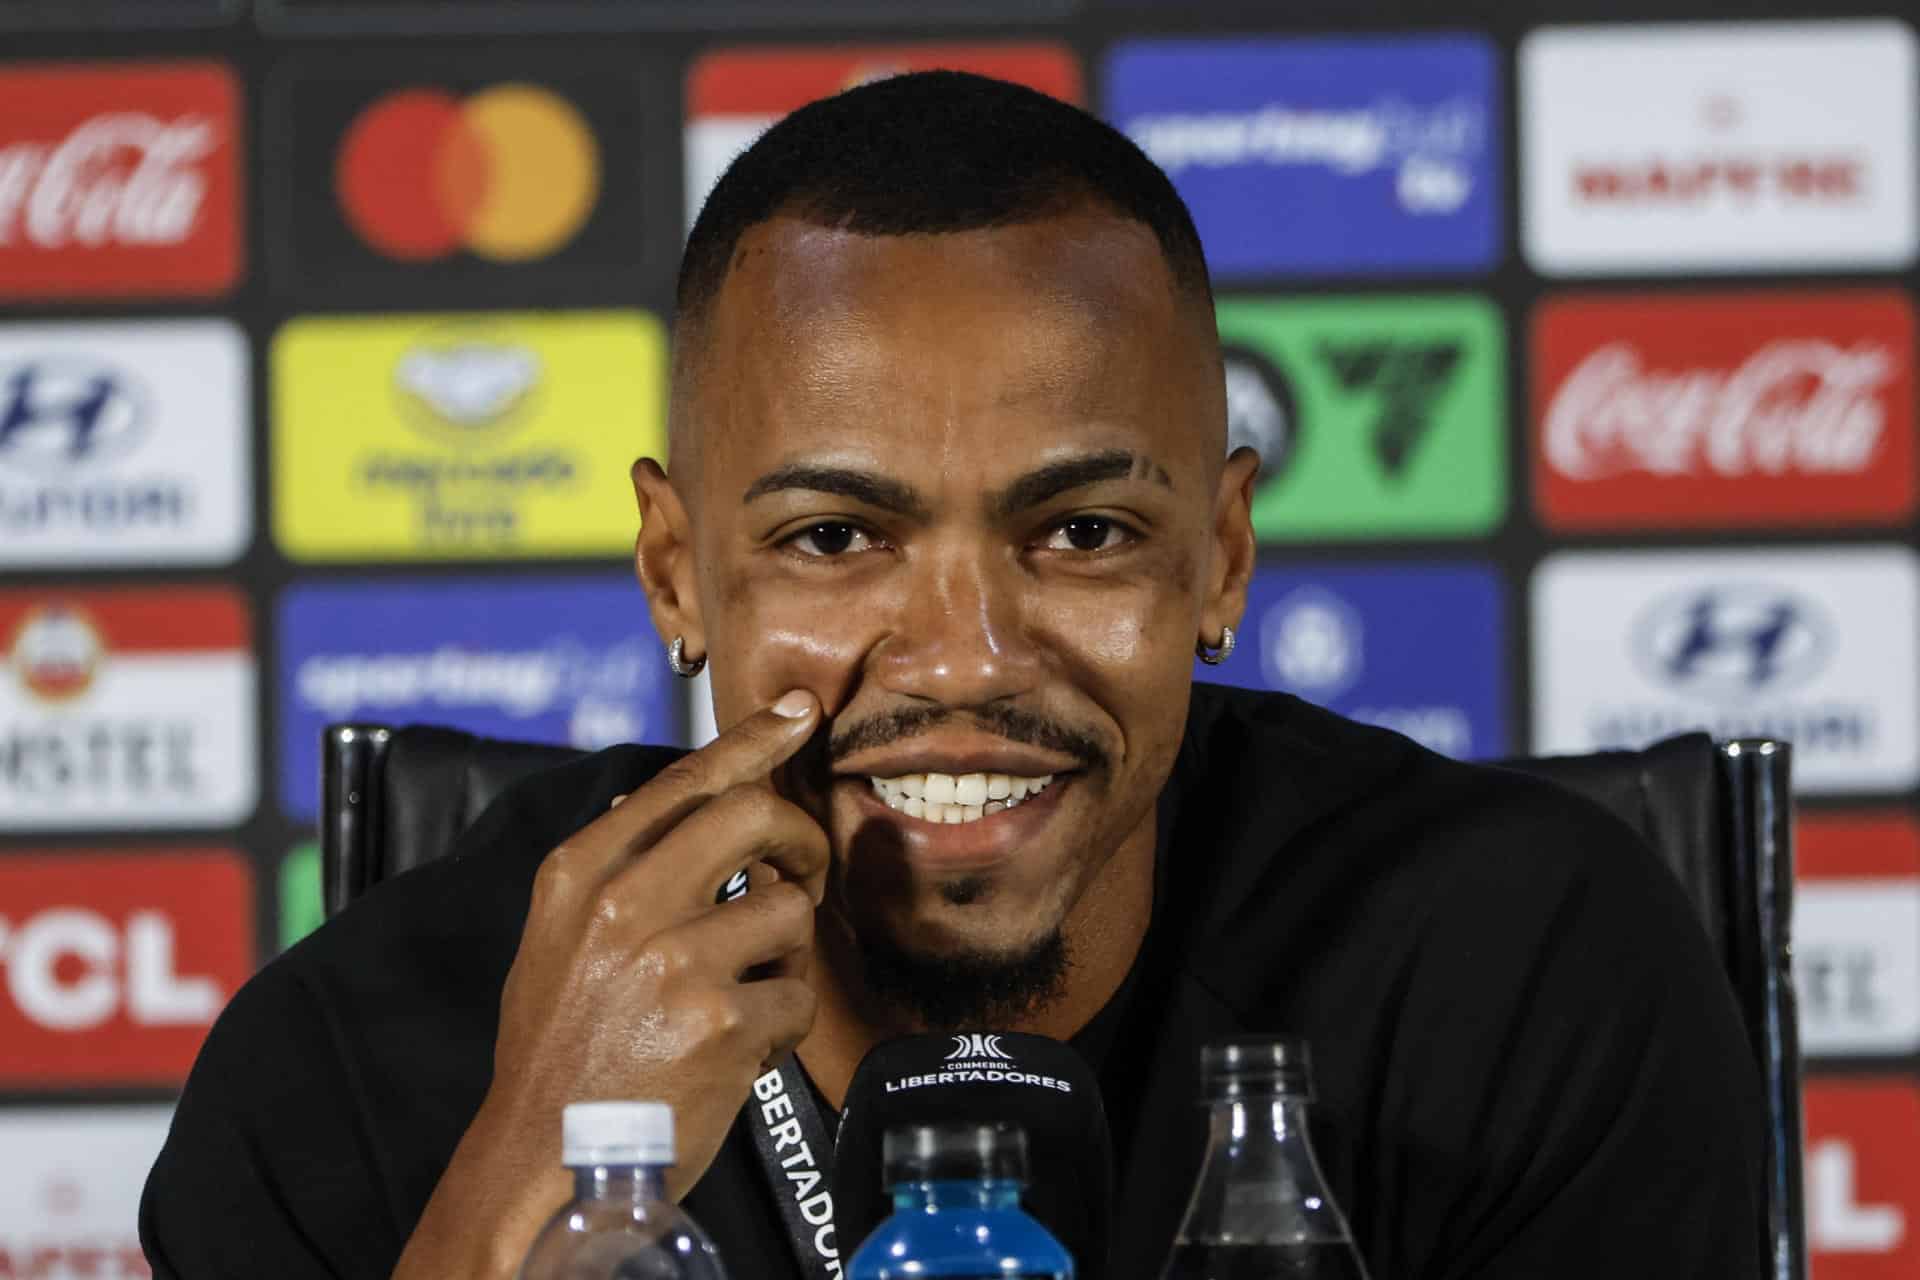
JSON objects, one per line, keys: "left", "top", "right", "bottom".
{"left": 746, "top": 1054, "right": 842, "bottom": 1280}
{"left": 719, "top": 868, "right": 843, "bottom": 1280}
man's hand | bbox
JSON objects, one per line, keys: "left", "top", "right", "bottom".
{"left": 392, "top": 690, "right": 827, "bottom": 1280}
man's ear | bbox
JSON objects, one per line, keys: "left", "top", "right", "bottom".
{"left": 1202, "top": 446, "right": 1260, "bottom": 643}
{"left": 631, "top": 457, "right": 703, "bottom": 663}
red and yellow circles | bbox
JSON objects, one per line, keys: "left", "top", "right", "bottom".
{"left": 334, "top": 83, "right": 601, "bottom": 264}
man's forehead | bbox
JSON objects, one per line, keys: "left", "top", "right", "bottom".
{"left": 704, "top": 213, "right": 1195, "bottom": 411}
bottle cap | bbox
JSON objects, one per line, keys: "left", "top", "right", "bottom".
{"left": 1201, "top": 1036, "right": 1315, "bottom": 1100}
{"left": 883, "top": 1122, "right": 1028, "bottom": 1186}
{"left": 562, "top": 1101, "right": 674, "bottom": 1167}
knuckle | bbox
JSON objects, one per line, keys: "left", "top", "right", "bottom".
{"left": 649, "top": 756, "right": 709, "bottom": 798}
{"left": 531, "top": 849, "right": 580, "bottom": 905}
{"left": 590, "top": 892, "right": 624, "bottom": 931}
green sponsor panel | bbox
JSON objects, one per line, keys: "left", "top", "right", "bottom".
{"left": 279, "top": 843, "right": 324, "bottom": 950}
{"left": 1218, "top": 295, "right": 1507, "bottom": 541}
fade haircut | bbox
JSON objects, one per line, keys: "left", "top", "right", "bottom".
{"left": 676, "top": 69, "right": 1214, "bottom": 341}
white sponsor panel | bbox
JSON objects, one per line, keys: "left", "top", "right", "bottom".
{"left": 0, "top": 1104, "right": 172, "bottom": 1278}
{"left": 1531, "top": 548, "right": 1920, "bottom": 793}
{"left": 0, "top": 320, "right": 250, "bottom": 566}
{"left": 0, "top": 599, "right": 256, "bottom": 829}
{"left": 1521, "top": 21, "right": 1918, "bottom": 274}
{"left": 1798, "top": 881, "right": 1920, "bottom": 1056}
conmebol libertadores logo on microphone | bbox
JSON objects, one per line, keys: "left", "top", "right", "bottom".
{"left": 889, "top": 1032, "right": 1071, "bottom": 1094}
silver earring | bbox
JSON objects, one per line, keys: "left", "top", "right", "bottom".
{"left": 667, "top": 636, "right": 706, "bottom": 679}
{"left": 1196, "top": 624, "right": 1235, "bottom": 666}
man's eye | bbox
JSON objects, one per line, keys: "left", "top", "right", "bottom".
{"left": 1042, "top": 516, "right": 1132, "bottom": 553}
{"left": 787, "top": 522, "right": 873, "bottom": 557}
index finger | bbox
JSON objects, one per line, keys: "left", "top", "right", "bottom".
{"left": 569, "top": 689, "right": 820, "bottom": 872}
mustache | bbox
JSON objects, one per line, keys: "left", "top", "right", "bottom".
{"left": 827, "top": 703, "right": 1111, "bottom": 775}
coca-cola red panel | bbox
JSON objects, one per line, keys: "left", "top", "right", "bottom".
{"left": 1531, "top": 291, "right": 1916, "bottom": 530}
{"left": 0, "top": 61, "right": 242, "bottom": 301}
{"left": 0, "top": 850, "right": 255, "bottom": 1087}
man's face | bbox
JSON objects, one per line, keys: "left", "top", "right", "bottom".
{"left": 647, "top": 205, "right": 1250, "bottom": 983}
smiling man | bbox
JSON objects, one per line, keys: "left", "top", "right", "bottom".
{"left": 142, "top": 73, "right": 1764, "bottom": 1280}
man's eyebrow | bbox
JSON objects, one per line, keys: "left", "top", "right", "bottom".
{"left": 994, "top": 449, "right": 1174, "bottom": 518}
{"left": 742, "top": 464, "right": 931, "bottom": 520}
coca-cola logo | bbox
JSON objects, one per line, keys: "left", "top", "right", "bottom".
{"left": 1545, "top": 340, "right": 1893, "bottom": 481}
{"left": 0, "top": 113, "right": 216, "bottom": 250}
{"left": 0, "top": 62, "right": 241, "bottom": 300}
{"left": 1532, "top": 292, "right": 1917, "bottom": 530}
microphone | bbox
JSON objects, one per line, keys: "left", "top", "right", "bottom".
{"left": 832, "top": 1031, "right": 1112, "bottom": 1279}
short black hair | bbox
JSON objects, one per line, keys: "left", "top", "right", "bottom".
{"left": 677, "top": 70, "right": 1213, "bottom": 331}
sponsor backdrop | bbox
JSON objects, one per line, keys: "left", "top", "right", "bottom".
{"left": 0, "top": 1, "right": 1914, "bottom": 1273}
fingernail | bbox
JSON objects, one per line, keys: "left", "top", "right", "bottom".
{"left": 771, "top": 689, "right": 814, "bottom": 719}
{"left": 608, "top": 792, "right": 628, "bottom": 809}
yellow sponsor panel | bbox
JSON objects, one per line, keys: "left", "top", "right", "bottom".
{"left": 272, "top": 309, "right": 665, "bottom": 560}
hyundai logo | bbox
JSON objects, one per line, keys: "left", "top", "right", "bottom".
{"left": 1631, "top": 586, "right": 1831, "bottom": 702}
{"left": 0, "top": 359, "right": 148, "bottom": 472}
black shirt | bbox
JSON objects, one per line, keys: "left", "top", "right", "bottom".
{"left": 140, "top": 684, "right": 1765, "bottom": 1278}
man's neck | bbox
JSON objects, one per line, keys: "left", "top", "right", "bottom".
{"left": 795, "top": 821, "right": 1157, "bottom": 1109}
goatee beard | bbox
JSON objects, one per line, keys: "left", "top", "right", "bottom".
{"left": 858, "top": 923, "right": 1070, "bottom": 1031}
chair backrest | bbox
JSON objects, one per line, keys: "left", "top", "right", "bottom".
{"left": 321, "top": 722, "right": 1804, "bottom": 1280}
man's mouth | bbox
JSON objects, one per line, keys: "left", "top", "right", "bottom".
{"left": 864, "top": 771, "right": 1056, "bottom": 825}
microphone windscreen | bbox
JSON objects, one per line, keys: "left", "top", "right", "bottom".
{"left": 833, "top": 1031, "right": 1112, "bottom": 1279}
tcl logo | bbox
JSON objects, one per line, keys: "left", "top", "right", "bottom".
{"left": 1806, "top": 1080, "right": 1919, "bottom": 1278}
{"left": 1532, "top": 293, "right": 1915, "bottom": 530}
{"left": 0, "top": 852, "right": 253, "bottom": 1086}
{"left": 0, "top": 61, "right": 241, "bottom": 300}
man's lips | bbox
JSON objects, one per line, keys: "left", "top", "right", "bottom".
{"left": 839, "top": 772, "right": 1073, "bottom": 873}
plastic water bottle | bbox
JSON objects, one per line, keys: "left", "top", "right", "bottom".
{"left": 846, "top": 1122, "right": 1073, "bottom": 1280}
{"left": 1158, "top": 1038, "right": 1370, "bottom": 1280}
{"left": 516, "top": 1101, "right": 730, "bottom": 1280}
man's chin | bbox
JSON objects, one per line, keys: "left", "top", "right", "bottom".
{"left": 854, "top": 916, "right": 1071, "bottom": 1032}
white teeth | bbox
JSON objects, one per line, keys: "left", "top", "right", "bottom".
{"left": 866, "top": 769, "right": 1060, "bottom": 825}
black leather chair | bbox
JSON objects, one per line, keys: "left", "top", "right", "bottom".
{"left": 321, "top": 722, "right": 1806, "bottom": 1280}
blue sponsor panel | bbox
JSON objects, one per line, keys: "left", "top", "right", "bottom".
{"left": 278, "top": 576, "right": 680, "bottom": 819}
{"left": 1201, "top": 563, "right": 1508, "bottom": 758}
{"left": 1104, "top": 36, "right": 1501, "bottom": 279}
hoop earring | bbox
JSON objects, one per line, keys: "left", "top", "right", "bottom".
{"left": 667, "top": 636, "right": 706, "bottom": 679}
{"left": 1196, "top": 624, "right": 1235, "bottom": 666}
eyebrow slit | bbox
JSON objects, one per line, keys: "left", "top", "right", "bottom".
{"left": 994, "top": 449, "right": 1175, "bottom": 518}
{"left": 1130, "top": 454, "right": 1174, "bottom": 488}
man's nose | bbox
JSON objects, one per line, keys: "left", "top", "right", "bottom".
{"left": 872, "top": 540, "right": 1043, "bottom": 706}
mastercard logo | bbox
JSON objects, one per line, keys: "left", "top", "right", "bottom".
{"left": 334, "top": 83, "right": 601, "bottom": 264}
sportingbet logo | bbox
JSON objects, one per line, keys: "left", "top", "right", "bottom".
{"left": 1219, "top": 295, "right": 1505, "bottom": 541}
{"left": 0, "top": 60, "right": 242, "bottom": 299}
{"left": 0, "top": 851, "right": 254, "bottom": 1086}
{"left": 1107, "top": 35, "right": 1500, "bottom": 278}
{"left": 277, "top": 576, "right": 680, "bottom": 819}
{"left": 1532, "top": 292, "right": 1915, "bottom": 530}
